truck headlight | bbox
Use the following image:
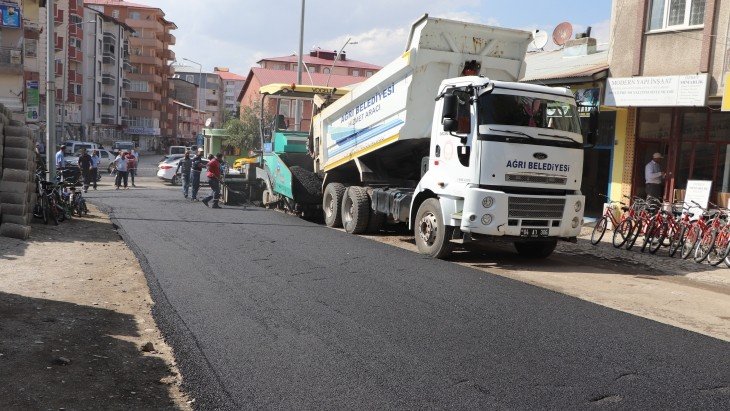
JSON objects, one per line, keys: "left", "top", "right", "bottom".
{"left": 481, "top": 214, "right": 493, "bottom": 225}
{"left": 574, "top": 201, "right": 582, "bottom": 212}
{"left": 572, "top": 217, "right": 580, "bottom": 228}
{"left": 482, "top": 196, "right": 494, "bottom": 208}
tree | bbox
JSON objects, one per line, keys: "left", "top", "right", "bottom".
{"left": 223, "top": 101, "right": 271, "bottom": 154}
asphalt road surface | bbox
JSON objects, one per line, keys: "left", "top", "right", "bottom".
{"left": 88, "top": 180, "right": 729, "bottom": 409}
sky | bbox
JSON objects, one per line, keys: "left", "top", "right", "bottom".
{"left": 133, "top": 0, "right": 613, "bottom": 75}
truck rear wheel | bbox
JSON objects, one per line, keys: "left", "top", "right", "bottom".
{"left": 514, "top": 240, "right": 557, "bottom": 259}
{"left": 414, "top": 198, "right": 454, "bottom": 259}
{"left": 341, "top": 186, "right": 370, "bottom": 234}
{"left": 323, "top": 183, "right": 346, "bottom": 228}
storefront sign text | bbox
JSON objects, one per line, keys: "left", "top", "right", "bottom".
{"left": 605, "top": 74, "right": 708, "bottom": 107}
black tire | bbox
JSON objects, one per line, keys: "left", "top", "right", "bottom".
{"left": 640, "top": 218, "right": 657, "bottom": 253}
{"left": 590, "top": 217, "right": 608, "bottom": 245}
{"left": 41, "top": 195, "right": 49, "bottom": 225}
{"left": 681, "top": 225, "right": 701, "bottom": 259}
{"left": 323, "top": 183, "right": 346, "bottom": 228}
{"left": 625, "top": 220, "right": 643, "bottom": 250}
{"left": 171, "top": 175, "right": 178, "bottom": 186}
{"left": 612, "top": 219, "right": 633, "bottom": 248}
{"left": 648, "top": 221, "right": 668, "bottom": 254}
{"left": 414, "top": 198, "right": 453, "bottom": 258}
{"left": 341, "top": 186, "right": 370, "bottom": 234}
{"left": 694, "top": 229, "right": 716, "bottom": 263}
{"left": 706, "top": 229, "right": 729, "bottom": 266}
{"left": 514, "top": 240, "right": 558, "bottom": 259}
{"left": 668, "top": 225, "right": 686, "bottom": 257}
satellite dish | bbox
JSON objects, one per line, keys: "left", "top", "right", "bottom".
{"left": 552, "top": 22, "right": 573, "bottom": 46}
{"left": 530, "top": 29, "right": 549, "bottom": 50}
{"left": 204, "top": 118, "right": 212, "bottom": 127}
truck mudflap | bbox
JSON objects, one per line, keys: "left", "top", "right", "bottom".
{"left": 458, "top": 187, "right": 584, "bottom": 239}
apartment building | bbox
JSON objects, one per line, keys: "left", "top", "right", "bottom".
{"left": 174, "top": 67, "right": 223, "bottom": 128}
{"left": 171, "top": 99, "right": 204, "bottom": 146}
{"left": 86, "top": 0, "right": 176, "bottom": 152}
{"left": 81, "top": 6, "right": 132, "bottom": 146}
{"left": 214, "top": 67, "right": 245, "bottom": 118}
{"left": 258, "top": 48, "right": 381, "bottom": 78}
{"left": 606, "top": 0, "right": 730, "bottom": 204}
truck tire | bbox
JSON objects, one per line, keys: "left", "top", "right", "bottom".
{"left": 323, "top": 183, "right": 346, "bottom": 228}
{"left": 414, "top": 198, "right": 454, "bottom": 259}
{"left": 514, "top": 240, "right": 557, "bottom": 259}
{"left": 341, "top": 186, "right": 369, "bottom": 234}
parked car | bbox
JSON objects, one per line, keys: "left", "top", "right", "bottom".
{"left": 63, "top": 140, "right": 99, "bottom": 155}
{"left": 158, "top": 154, "right": 184, "bottom": 165}
{"left": 157, "top": 157, "right": 209, "bottom": 186}
{"left": 64, "top": 149, "right": 117, "bottom": 173}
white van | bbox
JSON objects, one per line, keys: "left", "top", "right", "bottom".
{"left": 64, "top": 141, "right": 99, "bottom": 155}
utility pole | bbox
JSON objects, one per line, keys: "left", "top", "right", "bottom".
{"left": 295, "top": 0, "right": 305, "bottom": 131}
{"left": 46, "top": 0, "right": 56, "bottom": 182}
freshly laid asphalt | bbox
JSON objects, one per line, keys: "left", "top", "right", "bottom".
{"left": 88, "top": 180, "right": 729, "bottom": 410}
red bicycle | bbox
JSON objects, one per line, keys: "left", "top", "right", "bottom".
{"left": 590, "top": 195, "right": 630, "bottom": 245}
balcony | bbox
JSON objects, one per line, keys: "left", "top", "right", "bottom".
{"left": 103, "top": 32, "right": 117, "bottom": 44}
{"left": 121, "top": 98, "right": 132, "bottom": 109}
{"left": 0, "top": 47, "right": 23, "bottom": 74}
{"left": 125, "top": 18, "right": 163, "bottom": 32}
{"left": 122, "top": 117, "right": 131, "bottom": 126}
{"left": 101, "top": 94, "right": 116, "bottom": 106}
{"left": 122, "top": 78, "right": 132, "bottom": 90}
{"left": 103, "top": 52, "right": 116, "bottom": 65}
{"left": 130, "top": 36, "right": 163, "bottom": 49}
{"left": 163, "top": 49, "right": 175, "bottom": 61}
{"left": 68, "top": 45, "right": 82, "bottom": 63}
{"left": 127, "top": 91, "right": 162, "bottom": 101}
{"left": 128, "top": 108, "right": 160, "bottom": 118}
{"left": 128, "top": 72, "right": 162, "bottom": 84}
{"left": 102, "top": 73, "right": 116, "bottom": 85}
{"left": 165, "top": 33, "right": 176, "bottom": 45}
{"left": 54, "top": 7, "right": 63, "bottom": 26}
{"left": 101, "top": 114, "right": 117, "bottom": 125}
{"left": 130, "top": 54, "right": 162, "bottom": 66}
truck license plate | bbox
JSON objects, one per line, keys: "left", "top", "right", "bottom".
{"left": 520, "top": 228, "right": 549, "bottom": 238}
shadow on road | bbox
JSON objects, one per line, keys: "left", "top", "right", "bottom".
{"left": 0, "top": 291, "right": 178, "bottom": 409}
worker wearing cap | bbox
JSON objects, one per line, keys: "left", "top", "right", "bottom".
{"left": 645, "top": 152, "right": 666, "bottom": 200}
{"left": 190, "top": 148, "right": 205, "bottom": 201}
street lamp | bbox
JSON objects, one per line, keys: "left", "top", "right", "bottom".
{"left": 182, "top": 57, "right": 203, "bottom": 138}
{"left": 325, "top": 37, "right": 358, "bottom": 87}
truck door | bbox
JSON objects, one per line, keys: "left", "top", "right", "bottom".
{"left": 433, "top": 87, "right": 475, "bottom": 187}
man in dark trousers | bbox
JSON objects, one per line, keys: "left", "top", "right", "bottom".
{"left": 202, "top": 153, "right": 222, "bottom": 209}
{"left": 645, "top": 152, "right": 665, "bottom": 200}
{"left": 190, "top": 148, "right": 205, "bottom": 201}
{"left": 77, "top": 148, "right": 93, "bottom": 193}
{"left": 175, "top": 150, "right": 193, "bottom": 199}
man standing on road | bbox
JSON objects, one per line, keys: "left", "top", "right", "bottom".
{"left": 127, "top": 152, "right": 138, "bottom": 187}
{"left": 77, "top": 148, "right": 93, "bottom": 193}
{"left": 645, "top": 152, "right": 666, "bottom": 200}
{"left": 176, "top": 151, "right": 193, "bottom": 199}
{"left": 202, "top": 153, "right": 223, "bottom": 209}
{"left": 114, "top": 151, "right": 129, "bottom": 190}
{"left": 55, "top": 145, "right": 66, "bottom": 179}
{"left": 190, "top": 148, "right": 205, "bottom": 201}
{"left": 90, "top": 150, "right": 100, "bottom": 190}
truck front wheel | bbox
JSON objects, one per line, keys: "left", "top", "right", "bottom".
{"left": 414, "top": 198, "right": 454, "bottom": 259}
{"left": 323, "top": 183, "right": 346, "bottom": 228}
{"left": 514, "top": 240, "right": 557, "bottom": 259}
{"left": 341, "top": 186, "right": 370, "bottom": 234}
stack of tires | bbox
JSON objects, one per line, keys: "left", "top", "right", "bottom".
{"left": 0, "top": 106, "right": 36, "bottom": 240}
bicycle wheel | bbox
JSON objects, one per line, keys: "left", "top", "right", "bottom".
{"left": 708, "top": 229, "right": 730, "bottom": 266}
{"left": 641, "top": 218, "right": 658, "bottom": 253}
{"left": 625, "top": 220, "right": 643, "bottom": 250}
{"left": 668, "top": 225, "right": 686, "bottom": 257}
{"left": 41, "top": 194, "right": 49, "bottom": 225}
{"left": 612, "top": 219, "right": 633, "bottom": 248}
{"left": 590, "top": 217, "right": 608, "bottom": 245}
{"left": 694, "top": 228, "right": 717, "bottom": 263}
{"left": 648, "top": 222, "right": 668, "bottom": 254}
{"left": 681, "top": 225, "right": 701, "bottom": 259}
{"left": 50, "top": 199, "right": 60, "bottom": 225}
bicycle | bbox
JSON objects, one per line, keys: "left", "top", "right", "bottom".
{"left": 697, "top": 202, "right": 730, "bottom": 265}
{"left": 625, "top": 197, "right": 654, "bottom": 251}
{"left": 590, "top": 194, "right": 630, "bottom": 245}
{"left": 611, "top": 195, "right": 643, "bottom": 248}
{"left": 693, "top": 203, "right": 726, "bottom": 263}
{"left": 667, "top": 203, "right": 694, "bottom": 257}
{"left": 681, "top": 201, "right": 711, "bottom": 260}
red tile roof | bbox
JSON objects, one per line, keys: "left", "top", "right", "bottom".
{"left": 215, "top": 70, "right": 246, "bottom": 81}
{"left": 85, "top": 0, "right": 163, "bottom": 13}
{"left": 259, "top": 54, "right": 382, "bottom": 70}
{"left": 238, "top": 68, "right": 364, "bottom": 102}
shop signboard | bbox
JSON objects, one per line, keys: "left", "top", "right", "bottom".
{"left": 605, "top": 74, "right": 708, "bottom": 107}
{"left": 25, "top": 80, "right": 39, "bottom": 122}
{"left": 126, "top": 127, "right": 160, "bottom": 136}
{"left": 683, "top": 180, "right": 712, "bottom": 220}
{"left": 0, "top": 4, "right": 21, "bottom": 28}
{"left": 722, "top": 72, "right": 730, "bottom": 112}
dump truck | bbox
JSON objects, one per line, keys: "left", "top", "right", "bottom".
{"left": 308, "top": 15, "right": 588, "bottom": 258}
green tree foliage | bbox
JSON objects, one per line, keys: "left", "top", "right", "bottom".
{"left": 223, "top": 101, "right": 271, "bottom": 153}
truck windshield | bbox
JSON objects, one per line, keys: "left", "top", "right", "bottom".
{"left": 478, "top": 93, "right": 581, "bottom": 134}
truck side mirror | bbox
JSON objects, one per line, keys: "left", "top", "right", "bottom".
{"left": 442, "top": 93, "right": 458, "bottom": 132}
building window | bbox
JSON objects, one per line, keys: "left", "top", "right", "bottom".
{"left": 638, "top": 108, "right": 672, "bottom": 139}
{"left": 352, "top": 69, "right": 360, "bottom": 76}
{"left": 186, "top": 74, "right": 194, "bottom": 83}
{"left": 648, "top": 0, "right": 705, "bottom": 31}
{"left": 111, "top": 9, "right": 119, "bottom": 19}
{"left": 322, "top": 67, "right": 331, "bottom": 74}
{"left": 366, "top": 71, "right": 373, "bottom": 77}
{"left": 130, "top": 11, "right": 141, "bottom": 20}
{"left": 24, "top": 39, "right": 37, "bottom": 58}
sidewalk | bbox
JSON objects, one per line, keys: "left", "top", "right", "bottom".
{"left": 0, "top": 204, "right": 190, "bottom": 409}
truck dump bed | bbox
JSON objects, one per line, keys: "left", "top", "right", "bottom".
{"left": 313, "top": 15, "right": 533, "bottom": 173}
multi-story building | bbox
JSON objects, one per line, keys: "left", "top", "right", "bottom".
{"left": 86, "top": 0, "right": 176, "bottom": 152}
{"left": 81, "top": 5, "right": 132, "bottom": 146}
{"left": 214, "top": 67, "right": 245, "bottom": 118}
{"left": 171, "top": 99, "right": 204, "bottom": 146}
{"left": 169, "top": 76, "right": 196, "bottom": 107}
{"left": 606, "top": 0, "right": 730, "bottom": 204}
{"left": 173, "top": 67, "right": 223, "bottom": 128}
{"left": 258, "top": 48, "right": 381, "bottom": 79}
